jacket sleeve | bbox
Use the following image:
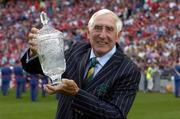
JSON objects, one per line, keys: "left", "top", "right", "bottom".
{"left": 71, "top": 68, "right": 141, "bottom": 119}
{"left": 20, "top": 49, "right": 43, "bottom": 74}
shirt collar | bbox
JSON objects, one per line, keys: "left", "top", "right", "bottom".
{"left": 90, "top": 46, "right": 116, "bottom": 66}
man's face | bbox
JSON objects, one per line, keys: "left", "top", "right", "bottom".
{"left": 88, "top": 14, "right": 120, "bottom": 57}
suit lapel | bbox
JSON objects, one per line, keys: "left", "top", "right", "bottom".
{"left": 85, "top": 45, "right": 125, "bottom": 91}
{"left": 77, "top": 49, "right": 91, "bottom": 88}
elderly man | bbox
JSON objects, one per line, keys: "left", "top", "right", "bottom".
{"left": 21, "top": 9, "right": 141, "bottom": 119}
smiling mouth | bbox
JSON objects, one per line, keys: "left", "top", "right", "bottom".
{"left": 97, "top": 41, "right": 107, "bottom": 45}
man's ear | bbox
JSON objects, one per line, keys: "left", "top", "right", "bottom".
{"left": 118, "top": 30, "right": 122, "bottom": 38}
{"left": 116, "top": 31, "right": 121, "bottom": 42}
{"left": 87, "top": 29, "right": 90, "bottom": 39}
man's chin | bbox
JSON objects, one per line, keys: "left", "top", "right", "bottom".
{"left": 94, "top": 49, "right": 108, "bottom": 57}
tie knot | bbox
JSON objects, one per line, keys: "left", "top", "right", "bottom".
{"left": 90, "top": 57, "right": 99, "bottom": 67}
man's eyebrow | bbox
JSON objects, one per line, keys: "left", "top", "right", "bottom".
{"left": 94, "top": 25, "right": 103, "bottom": 27}
{"left": 94, "top": 25, "right": 114, "bottom": 28}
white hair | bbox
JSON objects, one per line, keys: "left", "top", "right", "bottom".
{"left": 88, "top": 9, "right": 123, "bottom": 34}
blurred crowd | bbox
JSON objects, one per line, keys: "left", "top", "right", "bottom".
{"left": 0, "top": 0, "right": 179, "bottom": 94}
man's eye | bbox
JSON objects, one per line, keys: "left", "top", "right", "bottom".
{"left": 106, "top": 27, "right": 114, "bottom": 31}
{"left": 94, "top": 26, "right": 102, "bottom": 31}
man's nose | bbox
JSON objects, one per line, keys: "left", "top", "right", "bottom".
{"left": 99, "top": 28, "right": 107, "bottom": 38}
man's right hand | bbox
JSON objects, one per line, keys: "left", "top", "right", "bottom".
{"left": 27, "top": 27, "right": 40, "bottom": 57}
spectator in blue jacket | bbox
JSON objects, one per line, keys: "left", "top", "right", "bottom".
{"left": 1, "top": 66, "right": 12, "bottom": 96}
{"left": 13, "top": 65, "right": 24, "bottom": 98}
{"left": 29, "top": 74, "right": 38, "bottom": 101}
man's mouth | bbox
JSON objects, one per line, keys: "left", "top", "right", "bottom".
{"left": 97, "top": 41, "right": 107, "bottom": 45}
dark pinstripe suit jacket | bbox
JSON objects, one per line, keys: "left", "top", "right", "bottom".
{"left": 21, "top": 42, "right": 141, "bottom": 119}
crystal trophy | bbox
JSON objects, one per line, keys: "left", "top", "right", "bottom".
{"left": 36, "top": 11, "right": 66, "bottom": 85}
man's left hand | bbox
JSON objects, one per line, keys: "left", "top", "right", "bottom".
{"left": 44, "top": 78, "right": 79, "bottom": 96}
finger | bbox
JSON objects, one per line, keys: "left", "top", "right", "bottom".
{"left": 64, "top": 79, "right": 78, "bottom": 89}
{"left": 60, "top": 79, "right": 77, "bottom": 91}
{"left": 28, "top": 39, "right": 38, "bottom": 46}
{"left": 58, "top": 80, "right": 79, "bottom": 96}
{"left": 61, "top": 78, "right": 72, "bottom": 84}
{"left": 61, "top": 79, "right": 67, "bottom": 84}
{"left": 50, "top": 83, "right": 67, "bottom": 90}
{"left": 46, "top": 84, "right": 57, "bottom": 91}
{"left": 28, "top": 33, "right": 37, "bottom": 40}
{"left": 44, "top": 85, "right": 56, "bottom": 94}
{"left": 29, "top": 40, "right": 38, "bottom": 53}
{"left": 31, "top": 27, "right": 40, "bottom": 34}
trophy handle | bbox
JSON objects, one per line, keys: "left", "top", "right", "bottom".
{"left": 40, "top": 11, "right": 49, "bottom": 25}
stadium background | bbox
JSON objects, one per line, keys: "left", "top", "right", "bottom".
{"left": 0, "top": 0, "right": 180, "bottom": 119}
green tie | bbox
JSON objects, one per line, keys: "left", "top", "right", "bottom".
{"left": 85, "top": 57, "right": 99, "bottom": 81}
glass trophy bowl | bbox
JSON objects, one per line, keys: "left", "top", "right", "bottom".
{"left": 36, "top": 12, "right": 66, "bottom": 85}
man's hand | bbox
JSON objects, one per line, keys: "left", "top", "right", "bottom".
{"left": 28, "top": 27, "right": 39, "bottom": 57}
{"left": 44, "top": 79, "right": 79, "bottom": 96}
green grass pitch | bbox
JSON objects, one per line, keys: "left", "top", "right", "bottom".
{"left": 0, "top": 90, "right": 180, "bottom": 119}
{"left": 0, "top": 89, "right": 57, "bottom": 119}
{"left": 128, "top": 92, "right": 180, "bottom": 119}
